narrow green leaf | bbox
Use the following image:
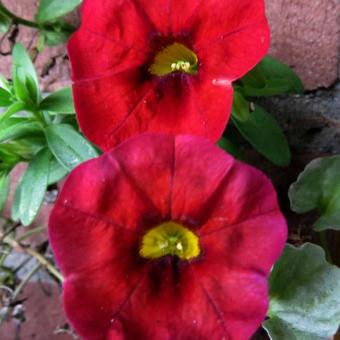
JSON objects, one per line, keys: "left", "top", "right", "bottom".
{"left": 48, "top": 155, "right": 69, "bottom": 185}
{"left": 0, "top": 12, "right": 11, "bottom": 33}
{"left": 232, "top": 90, "right": 250, "bottom": 122}
{"left": 0, "top": 75, "right": 11, "bottom": 92}
{"left": 40, "top": 88, "right": 75, "bottom": 114}
{"left": 16, "top": 149, "right": 50, "bottom": 226}
{"left": 37, "top": 0, "right": 82, "bottom": 23}
{"left": 0, "top": 172, "right": 10, "bottom": 213}
{"left": 45, "top": 124, "right": 98, "bottom": 170}
{"left": 11, "top": 179, "right": 22, "bottom": 221}
{"left": 0, "top": 119, "right": 42, "bottom": 143}
{"left": 232, "top": 104, "right": 291, "bottom": 167}
{"left": 0, "top": 102, "right": 25, "bottom": 123}
{"left": 42, "top": 22, "right": 75, "bottom": 46}
{"left": 264, "top": 243, "right": 340, "bottom": 340}
{"left": 12, "top": 43, "right": 40, "bottom": 105}
{"left": 289, "top": 156, "right": 340, "bottom": 231}
{"left": 240, "top": 56, "right": 304, "bottom": 97}
{"left": 0, "top": 87, "right": 12, "bottom": 107}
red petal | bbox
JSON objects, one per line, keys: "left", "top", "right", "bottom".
{"left": 197, "top": 23, "right": 270, "bottom": 81}
{"left": 73, "top": 72, "right": 232, "bottom": 151}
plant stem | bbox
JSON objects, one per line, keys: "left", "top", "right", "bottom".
{"left": 0, "top": 2, "right": 40, "bottom": 29}
{"left": 0, "top": 231, "right": 64, "bottom": 283}
{"left": 12, "top": 262, "right": 41, "bottom": 299}
{"left": 16, "top": 225, "right": 45, "bottom": 242}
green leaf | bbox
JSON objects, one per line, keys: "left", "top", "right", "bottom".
{"left": 42, "top": 22, "right": 75, "bottom": 46}
{"left": 232, "top": 90, "right": 250, "bottom": 122}
{"left": 0, "top": 12, "right": 11, "bottom": 33}
{"left": 40, "top": 87, "right": 75, "bottom": 114}
{"left": 217, "top": 137, "right": 242, "bottom": 159}
{"left": 0, "top": 119, "right": 42, "bottom": 143}
{"left": 289, "top": 156, "right": 340, "bottom": 231}
{"left": 0, "top": 171, "right": 10, "bottom": 213}
{"left": 0, "top": 87, "right": 12, "bottom": 107}
{"left": 47, "top": 155, "right": 68, "bottom": 185}
{"left": 45, "top": 124, "right": 98, "bottom": 170}
{"left": 0, "top": 101, "right": 25, "bottom": 123}
{"left": 37, "top": 0, "right": 82, "bottom": 23}
{"left": 240, "top": 56, "right": 304, "bottom": 97}
{"left": 232, "top": 104, "right": 291, "bottom": 167}
{"left": 0, "top": 75, "right": 11, "bottom": 93}
{"left": 11, "top": 179, "right": 22, "bottom": 221}
{"left": 264, "top": 243, "right": 340, "bottom": 340}
{"left": 14, "top": 149, "right": 50, "bottom": 226}
{"left": 12, "top": 44, "right": 40, "bottom": 105}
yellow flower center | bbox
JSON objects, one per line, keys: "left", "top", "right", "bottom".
{"left": 139, "top": 222, "right": 200, "bottom": 260}
{"left": 149, "top": 43, "right": 198, "bottom": 77}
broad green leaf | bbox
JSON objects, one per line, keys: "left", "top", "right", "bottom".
{"left": 232, "top": 104, "right": 291, "bottom": 167}
{"left": 289, "top": 156, "right": 340, "bottom": 231}
{"left": 0, "top": 87, "right": 12, "bottom": 107}
{"left": 45, "top": 124, "right": 98, "bottom": 170}
{"left": 47, "top": 155, "right": 68, "bottom": 185}
{"left": 232, "top": 90, "right": 250, "bottom": 122}
{"left": 264, "top": 317, "right": 324, "bottom": 340}
{"left": 240, "top": 56, "right": 304, "bottom": 97}
{"left": 15, "top": 149, "right": 50, "bottom": 226}
{"left": 12, "top": 44, "right": 40, "bottom": 105}
{"left": 0, "top": 119, "right": 42, "bottom": 143}
{"left": 37, "top": 0, "right": 82, "bottom": 23}
{"left": 264, "top": 243, "right": 340, "bottom": 340}
{"left": 0, "top": 102, "right": 25, "bottom": 123}
{"left": 11, "top": 179, "right": 22, "bottom": 221}
{"left": 40, "top": 88, "right": 75, "bottom": 114}
{"left": 0, "top": 172, "right": 10, "bottom": 213}
{"left": 0, "top": 12, "right": 10, "bottom": 33}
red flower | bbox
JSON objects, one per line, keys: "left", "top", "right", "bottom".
{"left": 68, "top": 0, "right": 270, "bottom": 150}
{"left": 49, "top": 134, "right": 286, "bottom": 340}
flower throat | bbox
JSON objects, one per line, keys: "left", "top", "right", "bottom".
{"left": 139, "top": 222, "right": 200, "bottom": 260}
{"left": 149, "top": 43, "right": 198, "bottom": 77}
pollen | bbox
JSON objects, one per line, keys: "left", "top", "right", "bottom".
{"left": 139, "top": 222, "right": 200, "bottom": 260}
{"left": 149, "top": 43, "right": 198, "bottom": 77}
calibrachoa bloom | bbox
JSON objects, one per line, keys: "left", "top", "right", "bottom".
{"left": 49, "top": 133, "right": 286, "bottom": 340}
{"left": 68, "top": 0, "right": 270, "bottom": 150}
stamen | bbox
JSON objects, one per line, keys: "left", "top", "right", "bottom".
{"left": 139, "top": 222, "right": 200, "bottom": 260}
{"left": 149, "top": 43, "right": 198, "bottom": 77}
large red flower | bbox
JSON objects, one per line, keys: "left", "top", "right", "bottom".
{"left": 49, "top": 133, "right": 286, "bottom": 340}
{"left": 68, "top": 0, "right": 270, "bottom": 150}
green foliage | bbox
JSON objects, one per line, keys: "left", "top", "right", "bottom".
{"left": 36, "top": 0, "right": 82, "bottom": 23}
{"left": 217, "top": 137, "right": 242, "bottom": 159}
{"left": 264, "top": 243, "right": 340, "bottom": 340}
{"left": 0, "top": 171, "right": 10, "bottom": 213}
{"left": 12, "top": 149, "right": 50, "bottom": 226}
{"left": 40, "top": 88, "right": 75, "bottom": 114}
{"left": 232, "top": 99, "right": 291, "bottom": 167}
{"left": 239, "top": 56, "right": 304, "bottom": 97}
{"left": 0, "top": 118, "right": 42, "bottom": 144}
{"left": 0, "top": 88, "right": 12, "bottom": 107}
{"left": 231, "top": 90, "right": 250, "bottom": 122}
{"left": 289, "top": 156, "right": 340, "bottom": 231}
{"left": 47, "top": 155, "right": 68, "bottom": 185}
{"left": 45, "top": 124, "right": 98, "bottom": 171}
{"left": 0, "top": 12, "right": 10, "bottom": 33}
{"left": 12, "top": 44, "right": 40, "bottom": 107}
